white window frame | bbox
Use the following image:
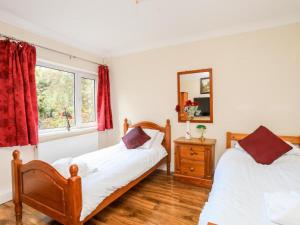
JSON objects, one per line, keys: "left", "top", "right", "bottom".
{"left": 37, "top": 61, "right": 98, "bottom": 134}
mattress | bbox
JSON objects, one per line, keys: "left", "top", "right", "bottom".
{"left": 199, "top": 148, "right": 300, "bottom": 225}
{"left": 74, "top": 142, "right": 167, "bottom": 221}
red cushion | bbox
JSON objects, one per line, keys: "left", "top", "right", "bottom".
{"left": 238, "top": 126, "right": 292, "bottom": 165}
{"left": 122, "top": 126, "right": 151, "bottom": 149}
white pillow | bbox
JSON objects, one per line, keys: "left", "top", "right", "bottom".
{"left": 52, "top": 157, "right": 73, "bottom": 178}
{"left": 122, "top": 128, "right": 159, "bottom": 149}
{"left": 233, "top": 141, "right": 244, "bottom": 150}
{"left": 72, "top": 158, "right": 98, "bottom": 177}
{"left": 152, "top": 132, "right": 165, "bottom": 147}
{"left": 285, "top": 141, "right": 300, "bottom": 156}
{"left": 264, "top": 191, "right": 300, "bottom": 225}
{"left": 141, "top": 128, "right": 159, "bottom": 149}
{"left": 52, "top": 157, "right": 98, "bottom": 178}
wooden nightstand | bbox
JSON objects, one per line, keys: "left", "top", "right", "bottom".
{"left": 173, "top": 137, "right": 216, "bottom": 188}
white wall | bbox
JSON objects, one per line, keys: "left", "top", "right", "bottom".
{"left": 0, "top": 21, "right": 104, "bottom": 204}
{"left": 108, "top": 23, "right": 300, "bottom": 171}
{"left": 38, "top": 132, "right": 99, "bottom": 163}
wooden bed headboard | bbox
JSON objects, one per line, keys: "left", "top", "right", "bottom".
{"left": 123, "top": 118, "right": 171, "bottom": 172}
{"left": 226, "top": 132, "right": 300, "bottom": 149}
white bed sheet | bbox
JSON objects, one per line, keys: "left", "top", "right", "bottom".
{"left": 74, "top": 143, "right": 167, "bottom": 221}
{"left": 199, "top": 148, "right": 300, "bottom": 225}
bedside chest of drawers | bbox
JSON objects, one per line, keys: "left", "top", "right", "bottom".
{"left": 174, "top": 137, "right": 216, "bottom": 188}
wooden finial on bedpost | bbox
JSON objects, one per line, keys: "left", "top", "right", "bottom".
{"left": 69, "top": 165, "right": 79, "bottom": 177}
{"left": 68, "top": 164, "right": 82, "bottom": 225}
{"left": 166, "top": 119, "right": 170, "bottom": 127}
{"left": 12, "top": 150, "right": 23, "bottom": 223}
{"left": 13, "top": 150, "right": 20, "bottom": 160}
{"left": 124, "top": 118, "right": 129, "bottom": 135}
{"left": 166, "top": 119, "right": 171, "bottom": 175}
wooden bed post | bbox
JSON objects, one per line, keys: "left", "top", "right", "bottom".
{"left": 11, "top": 150, "right": 22, "bottom": 223}
{"left": 124, "top": 118, "right": 129, "bottom": 135}
{"left": 67, "top": 165, "right": 83, "bottom": 225}
{"left": 226, "top": 132, "right": 232, "bottom": 149}
{"left": 166, "top": 119, "right": 171, "bottom": 175}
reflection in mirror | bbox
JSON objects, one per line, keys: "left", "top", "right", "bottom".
{"left": 177, "top": 69, "right": 213, "bottom": 123}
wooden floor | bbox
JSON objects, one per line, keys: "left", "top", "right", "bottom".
{"left": 0, "top": 171, "right": 209, "bottom": 225}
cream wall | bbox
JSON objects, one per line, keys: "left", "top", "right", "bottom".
{"left": 0, "top": 21, "right": 101, "bottom": 72}
{"left": 108, "top": 23, "right": 300, "bottom": 171}
{"left": 0, "top": 21, "right": 109, "bottom": 204}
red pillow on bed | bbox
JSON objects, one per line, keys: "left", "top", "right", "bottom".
{"left": 122, "top": 126, "right": 151, "bottom": 149}
{"left": 238, "top": 126, "right": 292, "bottom": 165}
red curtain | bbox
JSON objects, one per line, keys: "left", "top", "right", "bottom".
{"left": 97, "top": 65, "right": 113, "bottom": 131}
{"left": 0, "top": 40, "right": 38, "bottom": 147}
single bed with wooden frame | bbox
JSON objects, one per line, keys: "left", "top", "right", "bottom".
{"left": 11, "top": 118, "right": 171, "bottom": 225}
{"left": 203, "top": 131, "right": 300, "bottom": 225}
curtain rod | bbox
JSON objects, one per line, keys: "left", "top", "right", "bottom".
{"left": 0, "top": 33, "right": 104, "bottom": 67}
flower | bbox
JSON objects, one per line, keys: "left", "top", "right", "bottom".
{"left": 176, "top": 100, "right": 201, "bottom": 120}
{"left": 61, "top": 109, "right": 73, "bottom": 119}
{"left": 185, "top": 100, "right": 192, "bottom": 107}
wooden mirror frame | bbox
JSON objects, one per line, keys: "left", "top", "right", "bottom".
{"left": 177, "top": 68, "right": 213, "bottom": 123}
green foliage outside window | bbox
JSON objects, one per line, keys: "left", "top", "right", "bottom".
{"left": 36, "top": 66, "right": 75, "bottom": 130}
{"left": 81, "top": 78, "right": 96, "bottom": 123}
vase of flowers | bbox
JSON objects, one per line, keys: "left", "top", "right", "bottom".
{"left": 196, "top": 124, "right": 207, "bottom": 142}
{"left": 61, "top": 108, "right": 72, "bottom": 131}
{"left": 176, "top": 100, "right": 199, "bottom": 139}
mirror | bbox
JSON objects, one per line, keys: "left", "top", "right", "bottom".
{"left": 177, "top": 68, "right": 213, "bottom": 123}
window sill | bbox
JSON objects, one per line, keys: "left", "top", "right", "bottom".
{"left": 39, "top": 127, "right": 98, "bottom": 143}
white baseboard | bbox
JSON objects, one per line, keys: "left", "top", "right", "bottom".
{"left": 0, "top": 189, "right": 12, "bottom": 204}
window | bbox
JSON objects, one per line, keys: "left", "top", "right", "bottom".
{"left": 81, "top": 78, "right": 96, "bottom": 123}
{"left": 36, "top": 63, "right": 97, "bottom": 132}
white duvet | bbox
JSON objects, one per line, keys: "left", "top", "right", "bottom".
{"left": 73, "top": 143, "right": 167, "bottom": 221}
{"left": 199, "top": 148, "right": 300, "bottom": 225}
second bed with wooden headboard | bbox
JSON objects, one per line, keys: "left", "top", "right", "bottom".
{"left": 12, "top": 119, "right": 171, "bottom": 225}
{"left": 200, "top": 132, "right": 300, "bottom": 225}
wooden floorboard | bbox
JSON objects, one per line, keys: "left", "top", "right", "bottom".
{"left": 0, "top": 170, "right": 209, "bottom": 225}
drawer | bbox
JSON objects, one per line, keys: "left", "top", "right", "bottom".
{"left": 180, "top": 145, "right": 205, "bottom": 161}
{"left": 180, "top": 159, "right": 205, "bottom": 177}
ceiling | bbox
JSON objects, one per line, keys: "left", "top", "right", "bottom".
{"left": 0, "top": 0, "right": 299, "bottom": 57}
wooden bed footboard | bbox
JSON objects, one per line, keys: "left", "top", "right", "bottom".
{"left": 12, "top": 150, "right": 83, "bottom": 225}
{"left": 11, "top": 119, "right": 171, "bottom": 225}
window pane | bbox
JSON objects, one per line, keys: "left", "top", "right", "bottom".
{"left": 81, "top": 78, "right": 96, "bottom": 123}
{"left": 36, "top": 66, "right": 75, "bottom": 130}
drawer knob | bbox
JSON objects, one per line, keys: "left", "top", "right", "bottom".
{"left": 189, "top": 167, "right": 195, "bottom": 172}
{"left": 190, "top": 151, "right": 198, "bottom": 156}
